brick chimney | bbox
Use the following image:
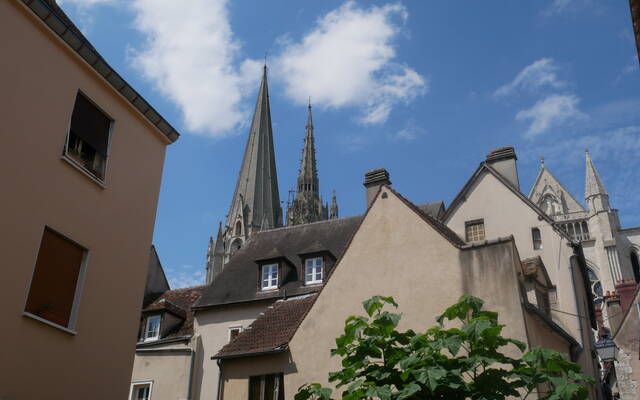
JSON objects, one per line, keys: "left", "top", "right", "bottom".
{"left": 364, "top": 168, "right": 391, "bottom": 209}
{"left": 486, "top": 146, "right": 520, "bottom": 190}
{"left": 615, "top": 280, "right": 637, "bottom": 313}
{"left": 604, "top": 291, "right": 623, "bottom": 335}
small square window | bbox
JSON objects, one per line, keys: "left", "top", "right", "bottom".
{"left": 305, "top": 257, "right": 323, "bottom": 284}
{"left": 465, "top": 220, "right": 485, "bottom": 242}
{"left": 24, "top": 227, "right": 86, "bottom": 329}
{"left": 65, "top": 93, "right": 112, "bottom": 180}
{"left": 143, "top": 315, "right": 161, "bottom": 342}
{"left": 229, "top": 326, "right": 243, "bottom": 342}
{"left": 261, "top": 264, "right": 278, "bottom": 290}
{"left": 130, "top": 382, "right": 152, "bottom": 400}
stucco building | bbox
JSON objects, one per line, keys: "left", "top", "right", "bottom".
{"left": 0, "top": 1, "right": 179, "bottom": 399}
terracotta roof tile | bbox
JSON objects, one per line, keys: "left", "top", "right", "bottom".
{"left": 214, "top": 295, "right": 316, "bottom": 359}
{"left": 143, "top": 285, "right": 206, "bottom": 339}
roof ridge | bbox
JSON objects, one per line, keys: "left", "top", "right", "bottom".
{"left": 251, "top": 214, "right": 363, "bottom": 235}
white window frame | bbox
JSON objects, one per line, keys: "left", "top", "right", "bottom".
{"left": 143, "top": 315, "right": 161, "bottom": 342}
{"left": 465, "top": 219, "right": 485, "bottom": 242}
{"left": 228, "top": 326, "right": 243, "bottom": 342}
{"left": 261, "top": 263, "right": 279, "bottom": 290}
{"left": 129, "top": 381, "right": 153, "bottom": 400}
{"left": 305, "top": 257, "right": 324, "bottom": 285}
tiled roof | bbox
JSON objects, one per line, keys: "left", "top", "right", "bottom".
{"left": 214, "top": 295, "right": 316, "bottom": 359}
{"left": 143, "top": 285, "right": 206, "bottom": 339}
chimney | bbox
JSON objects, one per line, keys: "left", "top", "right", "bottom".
{"left": 364, "top": 168, "right": 391, "bottom": 209}
{"left": 614, "top": 280, "right": 637, "bottom": 313}
{"left": 486, "top": 146, "right": 520, "bottom": 190}
{"left": 604, "top": 291, "right": 623, "bottom": 335}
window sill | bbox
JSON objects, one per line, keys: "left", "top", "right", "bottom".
{"left": 260, "top": 287, "right": 279, "bottom": 292}
{"left": 305, "top": 281, "right": 323, "bottom": 286}
{"left": 61, "top": 154, "right": 107, "bottom": 189}
{"left": 22, "top": 312, "right": 77, "bottom": 335}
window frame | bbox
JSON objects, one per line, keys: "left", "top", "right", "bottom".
{"left": 261, "top": 263, "right": 279, "bottom": 291}
{"left": 228, "top": 326, "right": 243, "bottom": 342}
{"left": 129, "top": 381, "right": 153, "bottom": 400}
{"left": 143, "top": 315, "right": 161, "bottom": 342}
{"left": 61, "top": 90, "right": 114, "bottom": 186}
{"left": 304, "top": 256, "right": 324, "bottom": 285}
{"left": 248, "top": 373, "right": 284, "bottom": 400}
{"left": 22, "top": 225, "right": 89, "bottom": 334}
{"left": 465, "top": 219, "right": 485, "bottom": 242}
{"left": 532, "top": 227, "right": 543, "bottom": 250}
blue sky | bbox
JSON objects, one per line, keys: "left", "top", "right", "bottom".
{"left": 59, "top": 0, "right": 640, "bottom": 288}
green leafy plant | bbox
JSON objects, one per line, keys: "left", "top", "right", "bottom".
{"left": 295, "top": 295, "right": 593, "bottom": 400}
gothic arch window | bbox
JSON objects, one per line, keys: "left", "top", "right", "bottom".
{"left": 540, "top": 194, "right": 561, "bottom": 216}
{"left": 235, "top": 221, "right": 242, "bottom": 236}
{"left": 631, "top": 250, "right": 640, "bottom": 284}
{"left": 230, "top": 238, "right": 242, "bottom": 254}
{"left": 587, "top": 268, "right": 603, "bottom": 306}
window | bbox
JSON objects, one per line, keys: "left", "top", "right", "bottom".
{"left": 261, "top": 264, "right": 278, "bottom": 290}
{"left": 24, "top": 227, "right": 86, "bottom": 329}
{"left": 465, "top": 220, "right": 485, "bottom": 242}
{"left": 249, "top": 374, "right": 284, "bottom": 400}
{"left": 532, "top": 228, "right": 543, "bottom": 250}
{"left": 65, "top": 93, "right": 112, "bottom": 180}
{"left": 235, "top": 221, "right": 242, "bottom": 236}
{"left": 631, "top": 251, "right": 640, "bottom": 284}
{"left": 305, "top": 257, "right": 323, "bottom": 284}
{"left": 229, "top": 326, "right": 243, "bottom": 342}
{"left": 130, "top": 382, "right": 152, "bottom": 400}
{"left": 143, "top": 315, "right": 161, "bottom": 342}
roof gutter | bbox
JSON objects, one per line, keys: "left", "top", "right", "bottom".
{"left": 211, "top": 345, "right": 288, "bottom": 361}
{"left": 20, "top": 0, "right": 180, "bottom": 143}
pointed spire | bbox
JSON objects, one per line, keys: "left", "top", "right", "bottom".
{"left": 225, "top": 67, "right": 282, "bottom": 235}
{"left": 206, "top": 222, "right": 225, "bottom": 284}
{"left": 330, "top": 190, "right": 339, "bottom": 219}
{"left": 585, "top": 149, "right": 610, "bottom": 212}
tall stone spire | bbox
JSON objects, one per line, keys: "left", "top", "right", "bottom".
{"left": 286, "top": 103, "right": 329, "bottom": 226}
{"left": 205, "top": 222, "right": 224, "bottom": 284}
{"left": 584, "top": 149, "right": 610, "bottom": 212}
{"left": 330, "top": 190, "right": 339, "bottom": 219}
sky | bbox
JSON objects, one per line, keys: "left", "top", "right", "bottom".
{"left": 58, "top": 0, "right": 640, "bottom": 289}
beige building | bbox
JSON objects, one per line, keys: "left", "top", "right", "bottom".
{"left": 214, "top": 181, "right": 599, "bottom": 399}
{"left": 0, "top": 1, "right": 178, "bottom": 399}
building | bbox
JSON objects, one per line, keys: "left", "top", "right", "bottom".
{"left": 213, "top": 172, "right": 599, "bottom": 400}
{"left": 631, "top": 0, "right": 640, "bottom": 64}
{"left": 0, "top": 0, "right": 179, "bottom": 399}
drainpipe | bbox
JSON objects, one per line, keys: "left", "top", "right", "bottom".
{"left": 569, "top": 255, "right": 585, "bottom": 349}
{"left": 187, "top": 348, "right": 195, "bottom": 400}
{"left": 217, "top": 359, "right": 224, "bottom": 400}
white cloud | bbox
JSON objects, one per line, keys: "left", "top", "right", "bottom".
{"left": 390, "top": 119, "right": 424, "bottom": 141}
{"left": 494, "top": 58, "right": 566, "bottom": 98}
{"left": 275, "top": 1, "right": 427, "bottom": 125}
{"left": 166, "top": 265, "right": 205, "bottom": 289}
{"left": 128, "top": 0, "right": 262, "bottom": 138}
{"left": 544, "top": 0, "right": 573, "bottom": 15}
{"left": 516, "top": 94, "right": 586, "bottom": 137}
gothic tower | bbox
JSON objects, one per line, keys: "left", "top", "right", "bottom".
{"left": 206, "top": 66, "right": 282, "bottom": 283}
{"left": 286, "top": 103, "right": 331, "bottom": 226}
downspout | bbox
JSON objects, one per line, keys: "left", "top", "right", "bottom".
{"left": 187, "top": 348, "right": 195, "bottom": 400}
{"left": 569, "top": 255, "right": 585, "bottom": 350}
{"left": 217, "top": 359, "right": 224, "bottom": 400}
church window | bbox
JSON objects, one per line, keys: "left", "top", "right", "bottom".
{"left": 631, "top": 251, "right": 640, "bottom": 284}
{"left": 64, "top": 92, "right": 112, "bottom": 181}
{"left": 540, "top": 194, "right": 561, "bottom": 216}
{"left": 249, "top": 373, "right": 284, "bottom": 400}
{"left": 581, "top": 222, "right": 590, "bottom": 240}
{"left": 465, "top": 219, "right": 485, "bottom": 242}
{"left": 235, "top": 221, "right": 242, "bottom": 236}
{"left": 305, "top": 257, "right": 323, "bottom": 284}
{"left": 532, "top": 228, "right": 543, "bottom": 250}
{"left": 231, "top": 238, "right": 242, "bottom": 254}
{"left": 24, "top": 227, "right": 87, "bottom": 331}
{"left": 143, "top": 315, "right": 161, "bottom": 342}
{"left": 261, "top": 263, "right": 278, "bottom": 290}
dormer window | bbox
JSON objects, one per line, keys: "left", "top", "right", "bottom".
{"left": 305, "top": 257, "right": 323, "bottom": 284}
{"left": 143, "top": 315, "right": 161, "bottom": 342}
{"left": 261, "top": 263, "right": 278, "bottom": 290}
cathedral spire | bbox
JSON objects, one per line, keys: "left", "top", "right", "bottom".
{"left": 584, "top": 149, "right": 610, "bottom": 212}
{"left": 330, "top": 190, "right": 339, "bottom": 219}
{"left": 206, "top": 222, "right": 225, "bottom": 284}
{"left": 286, "top": 103, "right": 328, "bottom": 226}
{"left": 225, "top": 66, "right": 282, "bottom": 236}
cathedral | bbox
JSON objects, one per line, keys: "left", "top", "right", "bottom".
{"left": 205, "top": 66, "right": 338, "bottom": 284}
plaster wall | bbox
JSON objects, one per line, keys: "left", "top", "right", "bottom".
{"left": 444, "top": 172, "right": 584, "bottom": 339}
{"left": 0, "top": 2, "right": 168, "bottom": 399}
{"left": 194, "top": 301, "right": 272, "bottom": 400}
{"left": 282, "top": 188, "right": 531, "bottom": 396}
{"left": 131, "top": 349, "right": 193, "bottom": 400}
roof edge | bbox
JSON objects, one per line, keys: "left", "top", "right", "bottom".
{"left": 21, "top": 0, "right": 180, "bottom": 143}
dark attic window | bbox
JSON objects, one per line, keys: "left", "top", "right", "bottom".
{"left": 65, "top": 92, "right": 112, "bottom": 181}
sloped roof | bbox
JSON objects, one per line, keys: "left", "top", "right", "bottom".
{"left": 23, "top": 0, "right": 179, "bottom": 142}
{"left": 213, "top": 294, "right": 316, "bottom": 359}
{"left": 528, "top": 166, "right": 586, "bottom": 213}
{"left": 142, "top": 285, "right": 206, "bottom": 339}
{"left": 417, "top": 201, "right": 445, "bottom": 220}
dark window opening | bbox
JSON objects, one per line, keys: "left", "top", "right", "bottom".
{"left": 249, "top": 374, "right": 284, "bottom": 400}
{"left": 235, "top": 221, "right": 242, "bottom": 236}
{"left": 631, "top": 251, "right": 640, "bottom": 284}
{"left": 532, "top": 228, "right": 543, "bottom": 250}
{"left": 25, "top": 228, "right": 85, "bottom": 328}
{"left": 65, "top": 93, "right": 111, "bottom": 180}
